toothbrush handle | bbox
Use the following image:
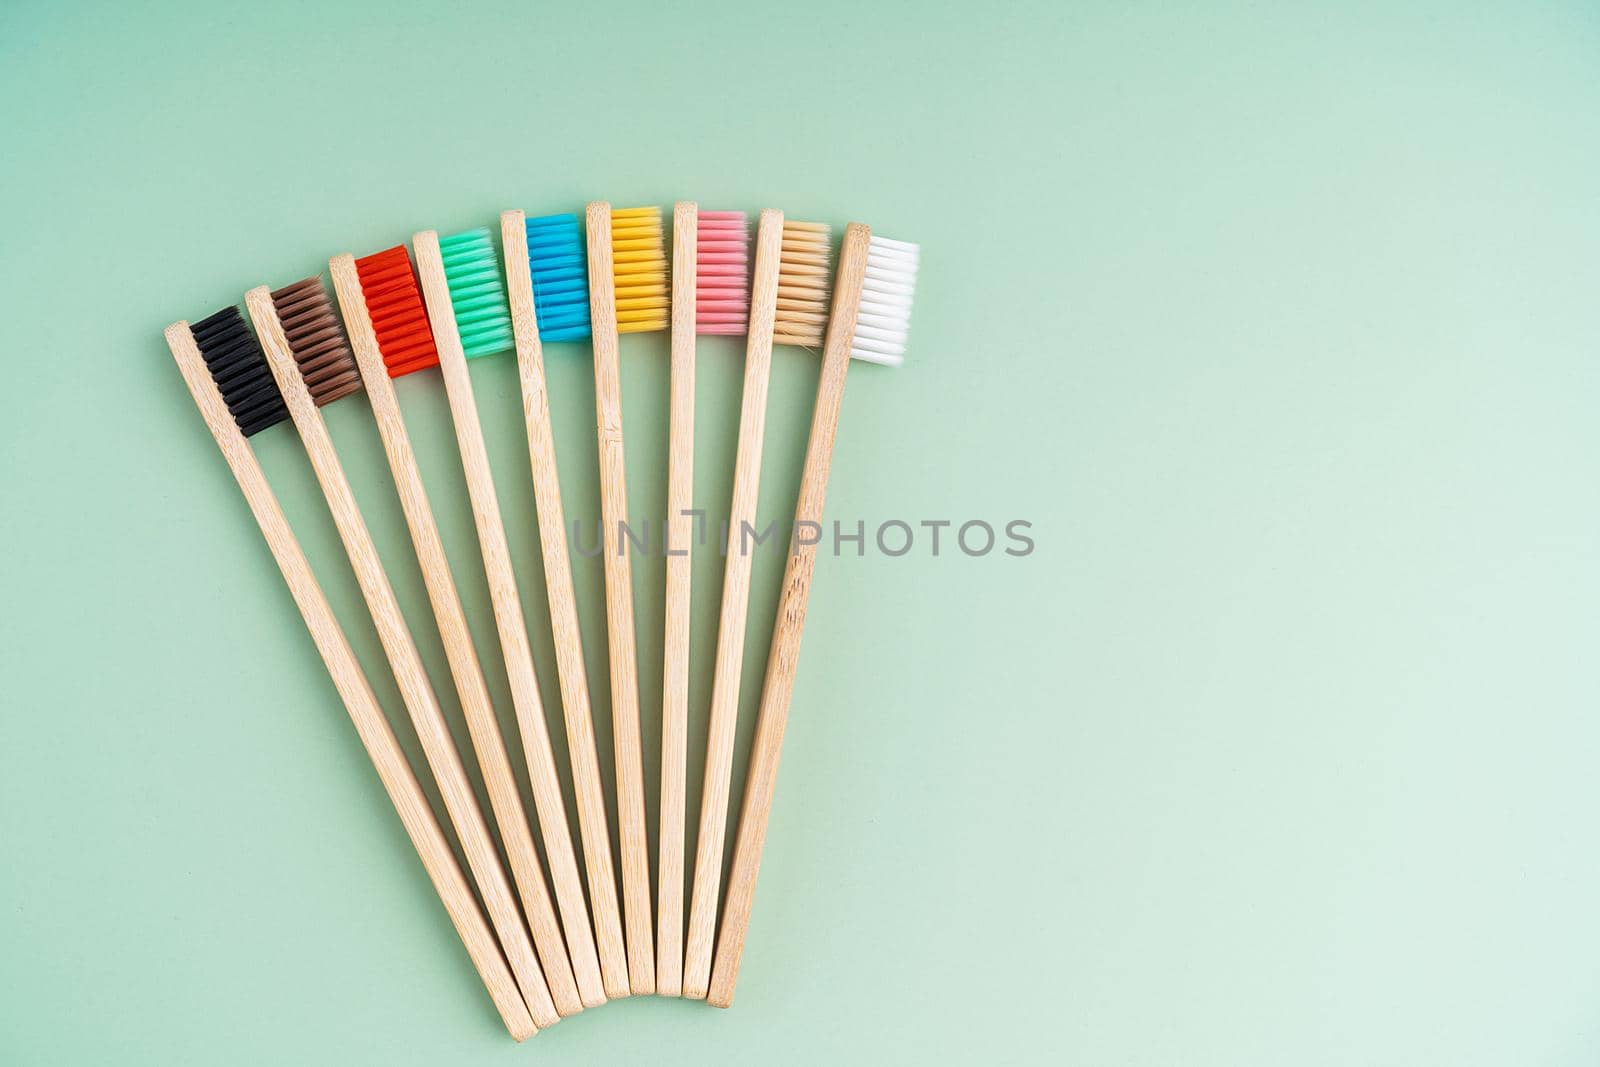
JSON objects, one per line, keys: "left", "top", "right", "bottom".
{"left": 707, "top": 223, "right": 872, "bottom": 1007}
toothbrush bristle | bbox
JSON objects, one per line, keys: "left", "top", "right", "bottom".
{"left": 270, "top": 277, "right": 362, "bottom": 405}
{"left": 439, "top": 228, "right": 514, "bottom": 357}
{"left": 525, "top": 213, "right": 592, "bottom": 342}
{"left": 354, "top": 246, "right": 439, "bottom": 378}
{"left": 695, "top": 210, "right": 749, "bottom": 335}
{"left": 772, "top": 221, "right": 832, "bottom": 347}
{"left": 610, "top": 206, "right": 668, "bottom": 333}
{"left": 191, "top": 306, "right": 289, "bottom": 436}
{"left": 850, "top": 236, "right": 920, "bottom": 367}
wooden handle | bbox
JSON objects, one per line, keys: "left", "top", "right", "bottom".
{"left": 683, "top": 207, "right": 784, "bottom": 999}
{"left": 165, "top": 321, "right": 538, "bottom": 1041}
{"left": 328, "top": 255, "right": 590, "bottom": 1015}
{"left": 408, "top": 235, "right": 615, "bottom": 1002}
{"left": 706, "top": 222, "right": 872, "bottom": 1008}
{"left": 584, "top": 201, "right": 657, "bottom": 994}
{"left": 496, "top": 212, "right": 628, "bottom": 1003}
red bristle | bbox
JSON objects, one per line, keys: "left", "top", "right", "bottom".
{"left": 354, "top": 245, "right": 439, "bottom": 377}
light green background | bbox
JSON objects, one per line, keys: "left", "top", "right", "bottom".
{"left": 4, "top": 1, "right": 1599, "bottom": 1063}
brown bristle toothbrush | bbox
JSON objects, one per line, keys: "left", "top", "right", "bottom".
{"left": 683, "top": 211, "right": 827, "bottom": 999}
{"left": 708, "top": 226, "right": 921, "bottom": 1006}
{"left": 316, "top": 256, "right": 598, "bottom": 1012}
{"left": 583, "top": 201, "right": 664, "bottom": 993}
{"left": 405, "top": 227, "right": 622, "bottom": 1000}
{"left": 239, "top": 286, "right": 561, "bottom": 1027}
{"left": 163, "top": 314, "right": 537, "bottom": 1041}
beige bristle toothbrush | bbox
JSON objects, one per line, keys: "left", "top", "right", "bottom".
{"left": 239, "top": 287, "right": 561, "bottom": 1028}
{"left": 320, "top": 254, "right": 601, "bottom": 1012}
{"left": 708, "top": 225, "right": 921, "bottom": 1006}
{"left": 584, "top": 201, "right": 663, "bottom": 993}
{"left": 164, "top": 316, "right": 537, "bottom": 1041}
{"left": 683, "top": 211, "right": 827, "bottom": 999}
{"left": 407, "top": 227, "right": 623, "bottom": 1000}
{"left": 494, "top": 208, "right": 631, "bottom": 1001}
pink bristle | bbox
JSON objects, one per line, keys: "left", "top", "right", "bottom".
{"left": 695, "top": 210, "right": 749, "bottom": 335}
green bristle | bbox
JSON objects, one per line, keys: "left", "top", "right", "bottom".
{"left": 439, "top": 228, "right": 514, "bottom": 358}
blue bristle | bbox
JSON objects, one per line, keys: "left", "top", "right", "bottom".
{"left": 526, "top": 213, "right": 592, "bottom": 342}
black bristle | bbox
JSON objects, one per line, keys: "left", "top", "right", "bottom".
{"left": 191, "top": 306, "right": 288, "bottom": 436}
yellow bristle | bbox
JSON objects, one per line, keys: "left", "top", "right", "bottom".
{"left": 772, "top": 220, "right": 832, "bottom": 347}
{"left": 610, "top": 205, "right": 668, "bottom": 333}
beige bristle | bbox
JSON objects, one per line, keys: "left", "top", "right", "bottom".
{"left": 772, "top": 220, "right": 832, "bottom": 347}
{"left": 611, "top": 206, "right": 668, "bottom": 333}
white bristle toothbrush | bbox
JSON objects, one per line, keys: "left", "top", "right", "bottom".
{"left": 240, "top": 287, "right": 561, "bottom": 1028}
{"left": 584, "top": 201, "right": 664, "bottom": 993}
{"left": 164, "top": 318, "right": 538, "bottom": 1041}
{"left": 408, "top": 227, "right": 620, "bottom": 1001}
{"left": 684, "top": 210, "right": 827, "bottom": 999}
{"left": 707, "top": 225, "right": 921, "bottom": 1006}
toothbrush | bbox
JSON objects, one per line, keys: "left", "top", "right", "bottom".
{"left": 408, "top": 228, "right": 616, "bottom": 1001}
{"left": 683, "top": 211, "right": 828, "bottom": 999}
{"left": 240, "top": 287, "right": 560, "bottom": 1027}
{"left": 321, "top": 255, "right": 595, "bottom": 1012}
{"left": 584, "top": 201, "right": 663, "bottom": 993}
{"left": 707, "top": 226, "right": 921, "bottom": 1006}
{"left": 164, "top": 314, "right": 538, "bottom": 1041}
{"left": 496, "top": 209, "right": 630, "bottom": 999}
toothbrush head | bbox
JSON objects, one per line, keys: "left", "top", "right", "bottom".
{"left": 270, "top": 277, "right": 362, "bottom": 405}
{"left": 525, "top": 213, "right": 591, "bottom": 342}
{"left": 610, "top": 206, "right": 668, "bottom": 333}
{"left": 772, "top": 220, "right": 832, "bottom": 347}
{"left": 695, "top": 210, "right": 749, "bottom": 336}
{"left": 190, "top": 305, "right": 288, "bottom": 436}
{"left": 851, "top": 236, "right": 920, "bottom": 367}
{"left": 353, "top": 246, "right": 439, "bottom": 378}
{"left": 438, "top": 227, "right": 514, "bottom": 357}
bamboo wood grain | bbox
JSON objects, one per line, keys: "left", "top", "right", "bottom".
{"left": 657, "top": 200, "right": 697, "bottom": 996}
{"left": 496, "top": 211, "right": 628, "bottom": 1002}
{"left": 682, "top": 207, "right": 784, "bottom": 999}
{"left": 328, "top": 254, "right": 592, "bottom": 1014}
{"left": 408, "top": 232, "right": 617, "bottom": 1001}
{"left": 243, "top": 288, "right": 559, "bottom": 1028}
{"left": 707, "top": 223, "right": 873, "bottom": 1008}
{"left": 584, "top": 201, "right": 656, "bottom": 994}
{"left": 164, "top": 321, "right": 538, "bottom": 1042}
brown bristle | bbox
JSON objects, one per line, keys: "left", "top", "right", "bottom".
{"left": 772, "top": 221, "right": 832, "bottom": 347}
{"left": 270, "top": 277, "right": 363, "bottom": 405}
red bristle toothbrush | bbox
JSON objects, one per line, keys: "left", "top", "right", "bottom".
{"left": 708, "top": 226, "right": 921, "bottom": 1006}
{"left": 584, "top": 201, "right": 664, "bottom": 993}
{"left": 239, "top": 287, "right": 561, "bottom": 1027}
{"left": 164, "top": 315, "right": 538, "bottom": 1041}
{"left": 684, "top": 211, "right": 826, "bottom": 999}
{"left": 657, "top": 203, "right": 752, "bottom": 996}
{"left": 322, "top": 251, "right": 595, "bottom": 1013}
{"left": 406, "top": 228, "right": 618, "bottom": 1001}
{"left": 497, "top": 209, "right": 630, "bottom": 1000}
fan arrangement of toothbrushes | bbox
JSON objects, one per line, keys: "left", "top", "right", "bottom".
{"left": 163, "top": 200, "right": 919, "bottom": 1040}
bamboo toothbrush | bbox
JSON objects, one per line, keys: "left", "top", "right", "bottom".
{"left": 657, "top": 204, "right": 752, "bottom": 996}
{"left": 496, "top": 209, "right": 630, "bottom": 999}
{"left": 164, "top": 314, "right": 538, "bottom": 1041}
{"left": 708, "top": 226, "right": 921, "bottom": 1006}
{"left": 683, "top": 211, "right": 826, "bottom": 999}
{"left": 407, "top": 228, "right": 619, "bottom": 1000}
{"left": 239, "top": 287, "right": 560, "bottom": 1027}
{"left": 318, "top": 256, "right": 597, "bottom": 1012}
{"left": 584, "top": 201, "right": 663, "bottom": 993}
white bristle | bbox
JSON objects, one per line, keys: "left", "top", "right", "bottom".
{"left": 850, "top": 235, "right": 919, "bottom": 366}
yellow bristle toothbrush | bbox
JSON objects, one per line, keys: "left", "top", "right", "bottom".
{"left": 708, "top": 225, "right": 921, "bottom": 1006}
{"left": 684, "top": 211, "right": 827, "bottom": 999}
{"left": 408, "top": 227, "right": 621, "bottom": 1001}
{"left": 584, "top": 201, "right": 663, "bottom": 994}
{"left": 165, "top": 317, "right": 537, "bottom": 1041}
